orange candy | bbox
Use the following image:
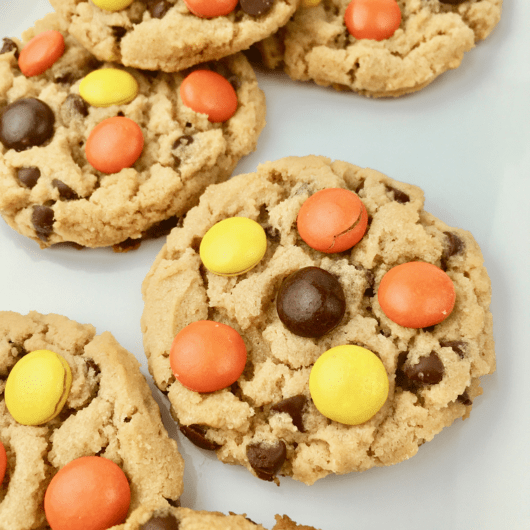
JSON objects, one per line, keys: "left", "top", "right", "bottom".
{"left": 344, "top": 0, "right": 402, "bottom": 41}
{"left": 297, "top": 188, "right": 368, "bottom": 253}
{"left": 183, "top": 0, "right": 238, "bottom": 17}
{"left": 44, "top": 456, "right": 130, "bottom": 530}
{"left": 0, "top": 441, "right": 6, "bottom": 485}
{"left": 85, "top": 116, "right": 144, "bottom": 174}
{"left": 378, "top": 261, "right": 456, "bottom": 328}
{"left": 19, "top": 30, "right": 65, "bottom": 77}
{"left": 170, "top": 320, "right": 247, "bottom": 393}
{"left": 180, "top": 70, "right": 238, "bottom": 123}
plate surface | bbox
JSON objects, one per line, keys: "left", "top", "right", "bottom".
{"left": 1, "top": 1, "right": 529, "bottom": 529}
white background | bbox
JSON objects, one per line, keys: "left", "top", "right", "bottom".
{"left": 0, "top": 1, "right": 529, "bottom": 529}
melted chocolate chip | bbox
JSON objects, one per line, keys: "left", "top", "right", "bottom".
{"left": 140, "top": 515, "right": 180, "bottom": 530}
{"left": 439, "top": 340, "right": 467, "bottom": 359}
{"left": 1, "top": 38, "right": 19, "bottom": 58}
{"left": 0, "top": 98, "right": 55, "bottom": 151}
{"left": 240, "top": 0, "right": 274, "bottom": 16}
{"left": 364, "top": 269, "right": 375, "bottom": 297}
{"left": 31, "top": 205, "right": 54, "bottom": 241}
{"left": 441, "top": 231, "right": 464, "bottom": 270}
{"left": 457, "top": 390, "right": 473, "bottom": 406}
{"left": 148, "top": 0, "right": 172, "bottom": 18}
{"left": 62, "top": 94, "right": 89, "bottom": 119}
{"left": 143, "top": 216, "right": 179, "bottom": 239}
{"left": 17, "top": 167, "right": 41, "bottom": 188}
{"left": 166, "top": 498, "right": 181, "bottom": 508}
{"left": 440, "top": 0, "right": 467, "bottom": 4}
{"left": 112, "top": 26, "right": 127, "bottom": 41}
{"left": 386, "top": 185, "right": 410, "bottom": 204}
{"left": 112, "top": 238, "right": 141, "bottom": 253}
{"left": 246, "top": 440, "right": 286, "bottom": 481}
{"left": 52, "top": 179, "right": 79, "bottom": 200}
{"left": 179, "top": 424, "right": 220, "bottom": 451}
{"left": 271, "top": 395, "right": 306, "bottom": 432}
{"left": 172, "top": 135, "right": 194, "bottom": 167}
{"left": 403, "top": 352, "right": 444, "bottom": 385}
{"left": 85, "top": 358, "right": 101, "bottom": 376}
{"left": 277, "top": 267, "right": 346, "bottom": 338}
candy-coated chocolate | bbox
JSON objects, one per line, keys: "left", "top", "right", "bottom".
{"left": 92, "top": 0, "right": 134, "bottom": 11}
{"left": 79, "top": 69, "right": 138, "bottom": 107}
{"left": 344, "top": 0, "right": 402, "bottom": 41}
{"left": 85, "top": 116, "right": 144, "bottom": 174}
{"left": 18, "top": 30, "right": 65, "bottom": 77}
{"left": 183, "top": 0, "right": 238, "bottom": 18}
{"left": 297, "top": 188, "right": 368, "bottom": 253}
{"left": 170, "top": 320, "right": 247, "bottom": 393}
{"left": 5, "top": 349, "right": 72, "bottom": 426}
{"left": 0, "top": 440, "right": 6, "bottom": 485}
{"left": 200, "top": 217, "right": 267, "bottom": 276}
{"left": 309, "top": 345, "right": 389, "bottom": 425}
{"left": 378, "top": 261, "right": 456, "bottom": 328}
{"left": 44, "top": 456, "right": 130, "bottom": 530}
{"left": 180, "top": 70, "right": 238, "bottom": 123}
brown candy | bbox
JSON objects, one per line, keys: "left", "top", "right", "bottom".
{"left": 140, "top": 515, "right": 180, "bottom": 530}
{"left": 148, "top": 0, "right": 172, "bottom": 18}
{"left": 246, "top": 440, "right": 286, "bottom": 481}
{"left": 17, "top": 167, "right": 41, "bottom": 188}
{"left": 240, "top": 0, "right": 274, "bottom": 16}
{"left": 0, "top": 98, "right": 55, "bottom": 151}
{"left": 31, "top": 205, "right": 54, "bottom": 241}
{"left": 276, "top": 267, "right": 346, "bottom": 338}
{"left": 179, "top": 424, "right": 221, "bottom": 451}
{"left": 270, "top": 395, "right": 306, "bottom": 432}
{"left": 403, "top": 352, "right": 445, "bottom": 385}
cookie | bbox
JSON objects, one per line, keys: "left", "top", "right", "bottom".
{"left": 0, "top": 310, "right": 184, "bottom": 530}
{"left": 117, "top": 501, "right": 319, "bottom": 530}
{"left": 49, "top": 0, "right": 300, "bottom": 72}
{"left": 0, "top": 14, "right": 266, "bottom": 249}
{"left": 254, "top": 0, "right": 502, "bottom": 97}
{"left": 141, "top": 155, "right": 495, "bottom": 485}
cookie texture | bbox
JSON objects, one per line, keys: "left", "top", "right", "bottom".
{"left": 141, "top": 155, "right": 495, "bottom": 485}
{"left": 50, "top": 0, "right": 300, "bottom": 72}
{"left": 0, "top": 311, "right": 184, "bottom": 530}
{"left": 255, "top": 0, "right": 502, "bottom": 96}
{"left": 0, "top": 14, "right": 266, "bottom": 249}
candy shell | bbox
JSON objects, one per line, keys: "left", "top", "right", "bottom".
{"left": 344, "top": 0, "right": 402, "bottom": 41}
{"left": 18, "top": 30, "right": 65, "bottom": 77}
{"left": 0, "top": 441, "right": 7, "bottom": 485}
{"left": 183, "top": 0, "right": 239, "bottom": 17}
{"left": 92, "top": 0, "right": 134, "bottom": 11}
{"left": 79, "top": 69, "right": 138, "bottom": 107}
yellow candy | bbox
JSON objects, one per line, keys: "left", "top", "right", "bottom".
{"left": 309, "top": 345, "right": 388, "bottom": 425}
{"left": 79, "top": 69, "right": 138, "bottom": 108}
{"left": 5, "top": 350, "right": 72, "bottom": 426}
{"left": 199, "top": 217, "right": 267, "bottom": 276}
{"left": 91, "top": 0, "right": 134, "bottom": 11}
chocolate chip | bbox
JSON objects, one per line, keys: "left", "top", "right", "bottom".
{"left": 441, "top": 231, "right": 464, "bottom": 270}
{"left": 166, "top": 498, "right": 181, "bottom": 508}
{"left": 246, "top": 440, "right": 286, "bottom": 481}
{"left": 0, "top": 98, "right": 55, "bottom": 151}
{"left": 403, "top": 352, "right": 444, "bottom": 385}
{"left": 240, "top": 0, "right": 274, "bottom": 16}
{"left": 112, "top": 26, "right": 127, "bottom": 41}
{"left": 85, "top": 358, "right": 101, "bottom": 376}
{"left": 439, "top": 340, "right": 467, "bottom": 359}
{"left": 276, "top": 267, "right": 346, "bottom": 338}
{"left": 32, "top": 205, "right": 54, "bottom": 241}
{"left": 271, "top": 395, "right": 306, "bottom": 432}
{"left": 52, "top": 179, "right": 79, "bottom": 200}
{"left": 364, "top": 269, "right": 375, "bottom": 297}
{"left": 112, "top": 238, "right": 141, "bottom": 253}
{"left": 179, "top": 424, "right": 221, "bottom": 451}
{"left": 142, "top": 216, "right": 179, "bottom": 239}
{"left": 17, "top": 167, "right": 41, "bottom": 188}
{"left": 172, "top": 135, "right": 194, "bottom": 150}
{"left": 440, "top": 0, "right": 467, "bottom": 4}
{"left": 457, "top": 390, "right": 473, "bottom": 406}
{"left": 386, "top": 185, "right": 410, "bottom": 204}
{"left": 148, "top": 0, "right": 172, "bottom": 18}
{"left": 62, "top": 94, "right": 89, "bottom": 119}
{"left": 1, "top": 37, "right": 19, "bottom": 58}
{"left": 140, "top": 515, "right": 180, "bottom": 530}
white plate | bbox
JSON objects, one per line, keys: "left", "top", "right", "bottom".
{"left": 1, "top": 1, "right": 529, "bottom": 529}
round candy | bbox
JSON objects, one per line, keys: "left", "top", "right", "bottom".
{"left": 0, "top": 441, "right": 7, "bottom": 485}
{"left": 85, "top": 116, "right": 144, "bottom": 174}
{"left": 309, "top": 345, "right": 389, "bottom": 425}
{"left": 5, "top": 349, "right": 72, "bottom": 426}
{"left": 79, "top": 69, "right": 138, "bottom": 107}
{"left": 344, "top": 0, "right": 402, "bottom": 41}
{"left": 277, "top": 267, "right": 346, "bottom": 338}
{"left": 180, "top": 70, "right": 238, "bottom": 123}
{"left": 92, "top": 0, "right": 134, "bottom": 11}
{"left": 170, "top": 320, "right": 247, "bottom": 393}
{"left": 239, "top": 0, "right": 274, "bottom": 16}
{"left": 378, "top": 261, "right": 456, "bottom": 328}
{"left": 18, "top": 30, "right": 65, "bottom": 77}
{"left": 44, "top": 456, "right": 130, "bottom": 530}
{"left": 297, "top": 188, "right": 368, "bottom": 253}
{"left": 199, "top": 217, "right": 267, "bottom": 276}
{"left": 0, "top": 98, "right": 55, "bottom": 151}
{"left": 183, "top": 0, "right": 238, "bottom": 18}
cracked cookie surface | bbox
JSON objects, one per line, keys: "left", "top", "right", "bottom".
{"left": 255, "top": 0, "right": 502, "bottom": 96}
{"left": 141, "top": 155, "right": 495, "bottom": 485}
{"left": 50, "top": 0, "right": 300, "bottom": 72}
{"left": 0, "top": 310, "right": 184, "bottom": 530}
{"left": 0, "top": 14, "right": 266, "bottom": 249}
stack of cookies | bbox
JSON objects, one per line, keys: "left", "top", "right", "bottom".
{"left": 0, "top": 0, "right": 502, "bottom": 529}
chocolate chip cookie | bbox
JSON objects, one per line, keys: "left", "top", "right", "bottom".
{"left": 141, "top": 155, "right": 495, "bottom": 485}
{"left": 0, "top": 14, "right": 266, "bottom": 249}
{"left": 254, "top": 0, "right": 502, "bottom": 96}
{"left": 49, "top": 0, "right": 300, "bottom": 72}
{"left": 0, "top": 310, "right": 184, "bottom": 530}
